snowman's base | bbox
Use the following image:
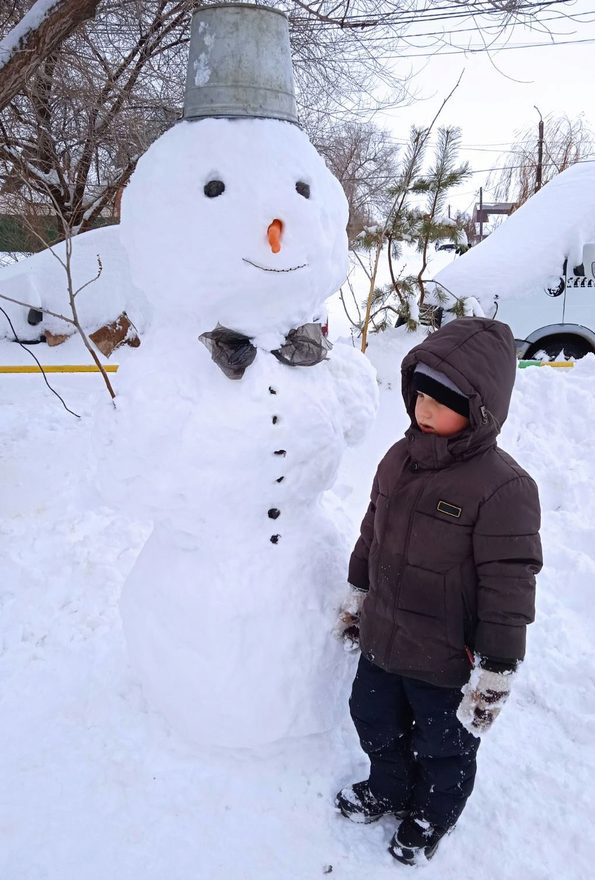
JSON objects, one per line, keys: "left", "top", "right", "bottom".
{"left": 120, "top": 519, "right": 355, "bottom": 749}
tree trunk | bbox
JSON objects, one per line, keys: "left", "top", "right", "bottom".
{"left": 0, "top": 0, "right": 100, "bottom": 112}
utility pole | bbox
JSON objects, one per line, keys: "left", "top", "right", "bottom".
{"left": 478, "top": 186, "right": 484, "bottom": 242}
{"left": 534, "top": 105, "right": 544, "bottom": 193}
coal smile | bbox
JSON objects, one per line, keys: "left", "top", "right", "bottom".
{"left": 242, "top": 258, "right": 308, "bottom": 273}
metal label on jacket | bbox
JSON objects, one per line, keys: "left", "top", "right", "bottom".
{"left": 437, "top": 500, "right": 462, "bottom": 518}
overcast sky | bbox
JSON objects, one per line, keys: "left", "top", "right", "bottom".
{"left": 373, "top": 0, "right": 595, "bottom": 214}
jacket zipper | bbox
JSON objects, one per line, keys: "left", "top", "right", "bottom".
{"left": 461, "top": 591, "right": 475, "bottom": 663}
{"left": 385, "top": 466, "right": 427, "bottom": 663}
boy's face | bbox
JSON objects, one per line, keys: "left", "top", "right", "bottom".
{"left": 414, "top": 392, "right": 470, "bottom": 438}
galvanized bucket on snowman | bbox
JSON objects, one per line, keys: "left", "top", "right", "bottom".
{"left": 183, "top": 3, "right": 299, "bottom": 124}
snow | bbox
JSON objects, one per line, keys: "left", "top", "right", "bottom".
{"left": 0, "top": 251, "right": 29, "bottom": 268}
{"left": 193, "top": 55, "right": 211, "bottom": 86}
{"left": 0, "top": 225, "right": 147, "bottom": 341}
{"left": 435, "top": 161, "right": 595, "bottom": 313}
{"left": 0, "top": 0, "right": 63, "bottom": 70}
{"left": 1, "top": 326, "right": 594, "bottom": 878}
{"left": 192, "top": 22, "right": 213, "bottom": 87}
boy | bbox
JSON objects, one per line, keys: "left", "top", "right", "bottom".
{"left": 335, "top": 317, "right": 542, "bottom": 866}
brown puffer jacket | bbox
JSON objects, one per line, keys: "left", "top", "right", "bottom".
{"left": 348, "top": 317, "right": 542, "bottom": 688}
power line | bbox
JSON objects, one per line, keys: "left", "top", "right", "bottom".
{"left": 374, "top": 34, "right": 595, "bottom": 59}
{"left": 338, "top": 157, "right": 595, "bottom": 185}
{"left": 467, "top": 156, "right": 595, "bottom": 174}
{"left": 391, "top": 9, "right": 595, "bottom": 41}
{"left": 292, "top": 1, "right": 569, "bottom": 30}
{"left": 330, "top": 8, "right": 595, "bottom": 45}
{"left": 381, "top": 135, "right": 545, "bottom": 156}
{"left": 292, "top": 2, "right": 595, "bottom": 59}
{"left": 372, "top": 130, "right": 582, "bottom": 159}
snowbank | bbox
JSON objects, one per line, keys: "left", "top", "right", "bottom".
{"left": 0, "top": 225, "right": 148, "bottom": 341}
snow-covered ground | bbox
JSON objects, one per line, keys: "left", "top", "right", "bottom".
{"left": 0, "top": 251, "right": 29, "bottom": 268}
{"left": 1, "top": 320, "right": 593, "bottom": 879}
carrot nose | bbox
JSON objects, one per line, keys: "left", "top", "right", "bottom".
{"left": 267, "top": 219, "right": 283, "bottom": 254}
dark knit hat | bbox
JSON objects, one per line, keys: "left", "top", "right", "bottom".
{"left": 412, "top": 363, "right": 470, "bottom": 418}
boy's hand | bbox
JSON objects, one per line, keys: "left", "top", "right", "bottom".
{"left": 456, "top": 668, "right": 514, "bottom": 737}
{"left": 333, "top": 586, "right": 367, "bottom": 652}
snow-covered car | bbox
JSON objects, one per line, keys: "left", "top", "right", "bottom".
{"left": 434, "top": 163, "right": 595, "bottom": 361}
{"left": 495, "top": 241, "right": 595, "bottom": 360}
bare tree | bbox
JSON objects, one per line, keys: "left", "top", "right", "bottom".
{"left": 0, "top": 0, "right": 100, "bottom": 112}
{"left": 315, "top": 121, "right": 397, "bottom": 243}
{"left": 490, "top": 113, "right": 595, "bottom": 207}
{"left": 0, "top": 1, "right": 195, "bottom": 235}
{"left": 286, "top": 1, "right": 577, "bottom": 114}
{"left": 0, "top": 1, "right": 576, "bottom": 239}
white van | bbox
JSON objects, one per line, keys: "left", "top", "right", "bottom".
{"left": 494, "top": 242, "right": 595, "bottom": 360}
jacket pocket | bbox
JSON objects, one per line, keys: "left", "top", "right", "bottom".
{"left": 398, "top": 564, "right": 446, "bottom": 620}
{"left": 457, "top": 559, "right": 478, "bottom": 647}
{"left": 408, "top": 510, "right": 473, "bottom": 574}
{"left": 396, "top": 566, "right": 451, "bottom": 666}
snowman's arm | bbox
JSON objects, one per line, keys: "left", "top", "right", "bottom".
{"left": 326, "top": 341, "right": 379, "bottom": 446}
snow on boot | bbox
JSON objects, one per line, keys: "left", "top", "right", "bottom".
{"left": 388, "top": 816, "right": 447, "bottom": 866}
{"left": 335, "top": 780, "right": 406, "bottom": 824}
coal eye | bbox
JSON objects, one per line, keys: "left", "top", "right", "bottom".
{"left": 204, "top": 179, "right": 225, "bottom": 198}
{"left": 296, "top": 180, "right": 310, "bottom": 199}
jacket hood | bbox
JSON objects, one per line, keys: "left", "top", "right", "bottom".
{"left": 401, "top": 317, "right": 517, "bottom": 465}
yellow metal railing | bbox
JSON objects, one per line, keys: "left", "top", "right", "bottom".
{"left": 0, "top": 364, "right": 119, "bottom": 373}
{"left": 517, "top": 360, "right": 574, "bottom": 369}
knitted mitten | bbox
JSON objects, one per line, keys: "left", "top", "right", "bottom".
{"left": 457, "top": 666, "right": 514, "bottom": 736}
{"left": 333, "top": 586, "right": 367, "bottom": 651}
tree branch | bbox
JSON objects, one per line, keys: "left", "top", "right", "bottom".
{"left": 0, "top": 0, "right": 101, "bottom": 112}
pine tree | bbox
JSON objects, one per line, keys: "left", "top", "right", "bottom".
{"left": 358, "top": 126, "right": 470, "bottom": 338}
{"left": 412, "top": 127, "right": 470, "bottom": 303}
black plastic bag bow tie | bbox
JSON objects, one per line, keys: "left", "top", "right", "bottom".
{"left": 198, "top": 322, "right": 332, "bottom": 380}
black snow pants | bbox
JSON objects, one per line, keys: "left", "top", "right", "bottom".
{"left": 349, "top": 654, "right": 480, "bottom": 832}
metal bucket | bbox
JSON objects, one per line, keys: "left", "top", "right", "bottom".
{"left": 183, "top": 3, "right": 298, "bottom": 124}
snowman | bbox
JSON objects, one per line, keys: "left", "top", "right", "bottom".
{"left": 110, "top": 4, "right": 378, "bottom": 748}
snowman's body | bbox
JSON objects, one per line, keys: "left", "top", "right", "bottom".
{"left": 114, "top": 117, "right": 377, "bottom": 748}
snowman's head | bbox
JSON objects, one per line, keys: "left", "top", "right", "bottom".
{"left": 121, "top": 117, "right": 348, "bottom": 343}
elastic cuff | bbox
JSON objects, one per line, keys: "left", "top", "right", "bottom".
{"left": 477, "top": 653, "right": 519, "bottom": 674}
{"left": 348, "top": 583, "right": 369, "bottom": 594}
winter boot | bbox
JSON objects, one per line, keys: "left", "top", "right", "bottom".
{"left": 335, "top": 780, "right": 406, "bottom": 824}
{"left": 388, "top": 815, "right": 448, "bottom": 866}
